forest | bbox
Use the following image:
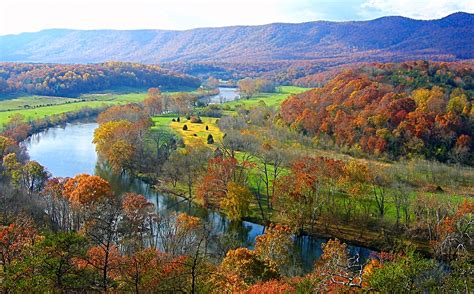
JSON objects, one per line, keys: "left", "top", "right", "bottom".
{"left": 281, "top": 61, "right": 474, "bottom": 164}
{"left": 0, "top": 61, "right": 473, "bottom": 292}
{"left": 0, "top": 62, "right": 201, "bottom": 96}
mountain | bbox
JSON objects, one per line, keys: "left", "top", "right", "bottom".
{"left": 0, "top": 12, "right": 473, "bottom": 64}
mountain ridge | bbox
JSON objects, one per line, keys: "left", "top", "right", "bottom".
{"left": 1, "top": 12, "right": 473, "bottom": 64}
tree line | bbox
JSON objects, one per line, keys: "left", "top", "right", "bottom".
{"left": 0, "top": 62, "right": 201, "bottom": 97}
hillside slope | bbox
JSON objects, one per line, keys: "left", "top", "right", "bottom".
{"left": 280, "top": 61, "right": 474, "bottom": 164}
{"left": 1, "top": 13, "right": 473, "bottom": 64}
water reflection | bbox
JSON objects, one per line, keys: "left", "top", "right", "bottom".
{"left": 202, "top": 87, "right": 240, "bottom": 104}
{"left": 23, "top": 122, "right": 98, "bottom": 177}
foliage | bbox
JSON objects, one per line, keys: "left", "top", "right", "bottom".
{"left": 63, "top": 174, "right": 113, "bottom": 206}
{"left": 281, "top": 61, "right": 474, "bottom": 164}
{"left": 366, "top": 251, "right": 439, "bottom": 292}
{"left": 219, "top": 181, "right": 252, "bottom": 221}
{"left": 0, "top": 62, "right": 200, "bottom": 96}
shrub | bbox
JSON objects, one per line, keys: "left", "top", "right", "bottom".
{"left": 190, "top": 116, "right": 202, "bottom": 123}
{"left": 206, "top": 125, "right": 209, "bottom": 130}
{"left": 207, "top": 134, "right": 214, "bottom": 144}
{"left": 183, "top": 124, "right": 188, "bottom": 130}
{"left": 177, "top": 117, "right": 180, "bottom": 122}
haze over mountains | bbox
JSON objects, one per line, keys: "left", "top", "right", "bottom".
{"left": 0, "top": 12, "right": 473, "bottom": 64}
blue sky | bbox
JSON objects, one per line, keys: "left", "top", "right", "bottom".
{"left": 1, "top": 0, "right": 473, "bottom": 35}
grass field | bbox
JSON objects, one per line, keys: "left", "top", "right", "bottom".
{"left": 222, "top": 86, "right": 309, "bottom": 110}
{"left": 0, "top": 89, "right": 202, "bottom": 126}
{"left": 0, "top": 95, "right": 81, "bottom": 111}
{"left": 152, "top": 115, "right": 223, "bottom": 147}
{"left": 0, "top": 91, "right": 149, "bottom": 126}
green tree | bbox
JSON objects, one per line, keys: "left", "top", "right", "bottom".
{"left": 367, "top": 251, "right": 438, "bottom": 292}
{"left": 35, "top": 232, "right": 91, "bottom": 290}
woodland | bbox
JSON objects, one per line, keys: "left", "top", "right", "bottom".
{"left": 0, "top": 60, "right": 472, "bottom": 292}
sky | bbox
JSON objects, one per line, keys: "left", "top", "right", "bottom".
{"left": 1, "top": 0, "right": 473, "bottom": 35}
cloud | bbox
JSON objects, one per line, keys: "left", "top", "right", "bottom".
{"left": 361, "top": 0, "right": 474, "bottom": 19}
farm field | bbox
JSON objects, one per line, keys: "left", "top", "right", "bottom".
{"left": 0, "top": 89, "right": 194, "bottom": 126}
{"left": 152, "top": 115, "right": 223, "bottom": 147}
{"left": 0, "top": 95, "right": 81, "bottom": 111}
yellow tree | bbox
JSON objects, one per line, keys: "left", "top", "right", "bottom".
{"left": 93, "top": 120, "right": 137, "bottom": 173}
{"left": 254, "top": 225, "right": 293, "bottom": 275}
{"left": 219, "top": 181, "right": 252, "bottom": 221}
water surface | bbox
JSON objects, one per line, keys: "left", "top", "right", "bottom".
{"left": 205, "top": 87, "right": 240, "bottom": 104}
{"left": 23, "top": 122, "right": 98, "bottom": 177}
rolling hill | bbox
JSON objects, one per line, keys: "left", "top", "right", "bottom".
{"left": 1, "top": 12, "right": 473, "bottom": 64}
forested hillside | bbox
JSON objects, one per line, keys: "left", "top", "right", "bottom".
{"left": 0, "top": 62, "right": 201, "bottom": 96}
{"left": 1, "top": 13, "right": 472, "bottom": 64}
{"left": 281, "top": 61, "right": 474, "bottom": 164}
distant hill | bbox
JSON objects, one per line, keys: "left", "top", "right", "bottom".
{"left": 1, "top": 12, "right": 473, "bottom": 64}
{"left": 0, "top": 62, "right": 201, "bottom": 97}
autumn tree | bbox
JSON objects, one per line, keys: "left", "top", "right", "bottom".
{"left": 144, "top": 87, "right": 163, "bottom": 116}
{"left": 256, "top": 142, "right": 285, "bottom": 209}
{"left": 197, "top": 156, "right": 238, "bottom": 207}
{"left": 1, "top": 113, "right": 32, "bottom": 142}
{"left": 2, "top": 154, "right": 49, "bottom": 195}
{"left": 202, "top": 77, "right": 219, "bottom": 89}
{"left": 313, "top": 239, "right": 365, "bottom": 291}
{"left": 41, "top": 178, "right": 72, "bottom": 231}
{"left": 254, "top": 225, "right": 294, "bottom": 276}
{"left": 93, "top": 120, "right": 140, "bottom": 173}
{"left": 274, "top": 157, "right": 345, "bottom": 234}
{"left": 245, "top": 280, "right": 295, "bottom": 294}
{"left": 0, "top": 136, "right": 18, "bottom": 158}
{"left": 0, "top": 218, "right": 38, "bottom": 291}
{"left": 76, "top": 245, "right": 121, "bottom": 291}
{"left": 163, "top": 145, "right": 211, "bottom": 200}
{"left": 97, "top": 104, "right": 148, "bottom": 125}
{"left": 219, "top": 181, "right": 252, "bottom": 221}
{"left": 433, "top": 200, "right": 474, "bottom": 261}
{"left": 115, "top": 248, "right": 187, "bottom": 292}
{"left": 367, "top": 250, "right": 438, "bottom": 292}
{"left": 220, "top": 248, "right": 278, "bottom": 287}
{"left": 146, "top": 128, "right": 178, "bottom": 167}
{"left": 63, "top": 174, "right": 113, "bottom": 207}
{"left": 120, "top": 193, "right": 158, "bottom": 252}
{"left": 238, "top": 78, "right": 257, "bottom": 98}
{"left": 172, "top": 92, "right": 196, "bottom": 115}
{"left": 80, "top": 198, "right": 122, "bottom": 291}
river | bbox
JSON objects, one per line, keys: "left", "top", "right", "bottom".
{"left": 23, "top": 121, "right": 373, "bottom": 271}
{"left": 203, "top": 87, "right": 240, "bottom": 104}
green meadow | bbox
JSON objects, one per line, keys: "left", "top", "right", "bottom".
{"left": 222, "top": 86, "right": 309, "bottom": 110}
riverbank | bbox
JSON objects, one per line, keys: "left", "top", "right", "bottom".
{"left": 154, "top": 181, "right": 431, "bottom": 256}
